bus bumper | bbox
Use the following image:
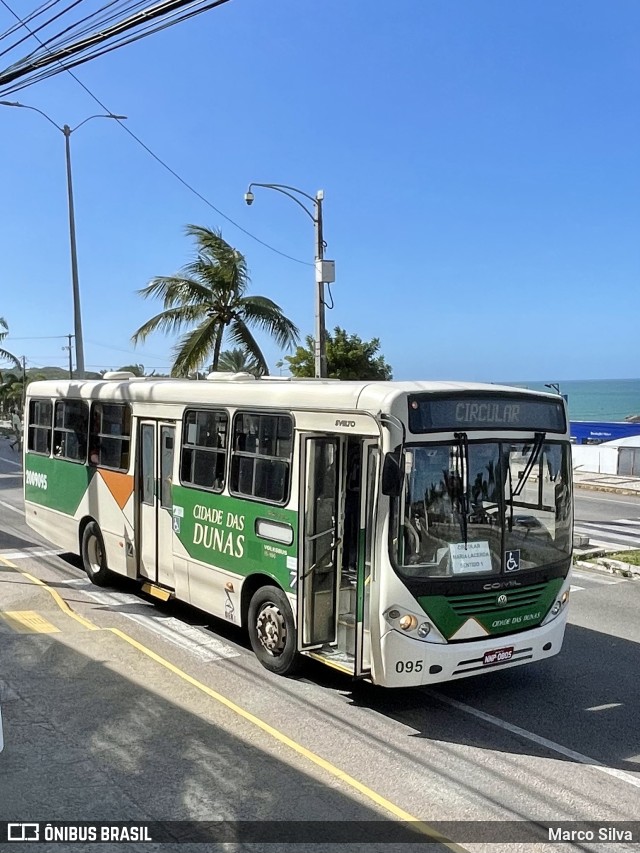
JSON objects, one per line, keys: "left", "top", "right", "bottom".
{"left": 377, "top": 611, "right": 568, "bottom": 687}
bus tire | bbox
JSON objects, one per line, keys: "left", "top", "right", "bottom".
{"left": 248, "top": 585, "right": 301, "bottom": 676}
{"left": 81, "top": 522, "right": 111, "bottom": 587}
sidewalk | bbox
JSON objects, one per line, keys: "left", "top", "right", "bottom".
{"left": 572, "top": 470, "right": 640, "bottom": 496}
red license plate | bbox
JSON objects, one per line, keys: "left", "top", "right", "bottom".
{"left": 483, "top": 647, "right": 514, "bottom": 665}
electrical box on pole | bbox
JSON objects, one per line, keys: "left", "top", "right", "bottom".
{"left": 315, "top": 259, "right": 335, "bottom": 283}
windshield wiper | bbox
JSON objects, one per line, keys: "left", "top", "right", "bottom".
{"left": 512, "top": 432, "right": 545, "bottom": 498}
{"left": 454, "top": 432, "right": 470, "bottom": 545}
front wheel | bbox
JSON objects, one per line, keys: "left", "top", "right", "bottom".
{"left": 81, "top": 521, "right": 111, "bottom": 586}
{"left": 248, "top": 585, "right": 301, "bottom": 676}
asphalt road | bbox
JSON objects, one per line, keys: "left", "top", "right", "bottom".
{"left": 574, "top": 490, "right": 640, "bottom": 550}
{"left": 1, "top": 439, "right": 639, "bottom": 853}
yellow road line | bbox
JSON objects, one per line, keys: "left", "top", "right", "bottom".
{"left": 1, "top": 610, "right": 60, "bottom": 633}
{"left": 0, "top": 556, "right": 98, "bottom": 631}
{"left": 1, "top": 556, "right": 466, "bottom": 850}
{"left": 109, "top": 626, "right": 467, "bottom": 852}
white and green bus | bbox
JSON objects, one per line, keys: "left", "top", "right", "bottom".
{"left": 23, "top": 374, "right": 573, "bottom": 687}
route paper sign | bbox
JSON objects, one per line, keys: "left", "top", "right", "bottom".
{"left": 449, "top": 541, "right": 492, "bottom": 574}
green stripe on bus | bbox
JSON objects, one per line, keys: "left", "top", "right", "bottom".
{"left": 172, "top": 486, "right": 298, "bottom": 590}
{"left": 418, "top": 577, "right": 563, "bottom": 639}
{"left": 24, "top": 455, "right": 95, "bottom": 516}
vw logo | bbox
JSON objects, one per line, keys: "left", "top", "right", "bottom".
{"left": 497, "top": 594, "right": 508, "bottom": 606}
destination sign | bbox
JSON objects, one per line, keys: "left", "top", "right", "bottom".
{"left": 408, "top": 394, "right": 566, "bottom": 433}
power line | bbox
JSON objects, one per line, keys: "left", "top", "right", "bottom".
{"left": 5, "top": 334, "right": 69, "bottom": 340}
{"left": 0, "top": 0, "right": 232, "bottom": 86}
{"left": 0, "top": 0, "right": 312, "bottom": 266}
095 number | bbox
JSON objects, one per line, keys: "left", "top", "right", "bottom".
{"left": 395, "top": 660, "right": 423, "bottom": 673}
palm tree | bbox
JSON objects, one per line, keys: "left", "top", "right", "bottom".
{"left": 131, "top": 226, "right": 299, "bottom": 377}
{"left": 0, "top": 318, "right": 20, "bottom": 370}
{"left": 217, "top": 347, "right": 264, "bottom": 377}
{"left": 0, "top": 370, "right": 46, "bottom": 416}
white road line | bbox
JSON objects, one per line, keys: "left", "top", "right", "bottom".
{"left": 0, "top": 499, "right": 23, "bottom": 516}
{"left": 574, "top": 528, "right": 640, "bottom": 547}
{"left": 0, "top": 548, "right": 62, "bottom": 560}
{"left": 63, "top": 578, "right": 240, "bottom": 662}
{"left": 569, "top": 585, "right": 585, "bottom": 592}
{"left": 430, "top": 692, "right": 640, "bottom": 791}
{"left": 576, "top": 495, "right": 640, "bottom": 506}
{"left": 0, "top": 454, "right": 22, "bottom": 468}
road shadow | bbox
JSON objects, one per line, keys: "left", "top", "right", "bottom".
{"left": 0, "top": 626, "right": 446, "bottom": 853}
{"left": 326, "top": 623, "right": 640, "bottom": 776}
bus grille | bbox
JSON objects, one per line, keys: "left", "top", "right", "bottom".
{"left": 445, "top": 582, "right": 549, "bottom": 615}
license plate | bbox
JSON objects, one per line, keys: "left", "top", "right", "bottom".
{"left": 483, "top": 647, "right": 514, "bottom": 665}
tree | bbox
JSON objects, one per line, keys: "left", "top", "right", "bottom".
{"left": 286, "top": 327, "right": 393, "bottom": 380}
{"left": 217, "top": 347, "right": 265, "bottom": 377}
{"left": 117, "top": 363, "right": 145, "bottom": 377}
{"left": 131, "top": 226, "right": 299, "bottom": 377}
{"left": 0, "top": 370, "right": 46, "bottom": 416}
{"left": 0, "top": 317, "right": 20, "bottom": 370}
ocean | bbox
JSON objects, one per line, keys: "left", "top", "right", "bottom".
{"left": 508, "top": 379, "right": 640, "bottom": 422}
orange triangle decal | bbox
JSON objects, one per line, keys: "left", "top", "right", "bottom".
{"left": 99, "top": 470, "right": 134, "bottom": 511}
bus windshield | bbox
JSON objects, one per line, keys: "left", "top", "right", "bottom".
{"left": 392, "top": 440, "right": 572, "bottom": 579}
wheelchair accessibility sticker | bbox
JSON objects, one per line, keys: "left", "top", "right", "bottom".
{"left": 505, "top": 550, "right": 520, "bottom": 572}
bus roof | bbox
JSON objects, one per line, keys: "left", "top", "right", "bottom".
{"left": 25, "top": 376, "right": 563, "bottom": 415}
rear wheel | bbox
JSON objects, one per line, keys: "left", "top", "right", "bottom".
{"left": 81, "top": 521, "right": 111, "bottom": 586}
{"left": 248, "top": 585, "right": 300, "bottom": 676}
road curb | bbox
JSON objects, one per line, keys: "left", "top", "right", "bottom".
{"left": 574, "top": 558, "right": 640, "bottom": 580}
{"left": 573, "top": 482, "right": 640, "bottom": 497}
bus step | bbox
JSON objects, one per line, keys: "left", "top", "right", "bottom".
{"left": 141, "top": 582, "right": 173, "bottom": 602}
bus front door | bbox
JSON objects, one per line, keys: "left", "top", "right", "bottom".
{"left": 299, "top": 435, "right": 377, "bottom": 676}
{"left": 138, "top": 420, "right": 176, "bottom": 588}
{"left": 299, "top": 436, "right": 341, "bottom": 653}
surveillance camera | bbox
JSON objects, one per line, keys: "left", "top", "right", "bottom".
{"left": 244, "top": 191, "right": 254, "bottom": 206}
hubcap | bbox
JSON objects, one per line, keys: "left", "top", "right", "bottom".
{"left": 256, "top": 603, "right": 287, "bottom": 657}
{"left": 87, "top": 535, "right": 103, "bottom": 573}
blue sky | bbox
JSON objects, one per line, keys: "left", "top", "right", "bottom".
{"left": 1, "top": 0, "right": 639, "bottom": 381}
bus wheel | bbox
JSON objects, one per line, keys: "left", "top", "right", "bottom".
{"left": 248, "top": 586, "right": 300, "bottom": 676}
{"left": 81, "top": 522, "right": 111, "bottom": 587}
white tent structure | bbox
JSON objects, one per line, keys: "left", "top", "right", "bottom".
{"left": 573, "top": 435, "right": 640, "bottom": 476}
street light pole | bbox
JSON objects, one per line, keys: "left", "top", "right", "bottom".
{"left": 63, "top": 125, "right": 85, "bottom": 378}
{"left": 0, "top": 101, "right": 126, "bottom": 379}
{"left": 245, "top": 183, "right": 334, "bottom": 379}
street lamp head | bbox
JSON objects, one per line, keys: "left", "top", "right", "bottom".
{"left": 0, "top": 100, "right": 20, "bottom": 107}
{"left": 244, "top": 190, "right": 255, "bottom": 206}
{"left": 108, "top": 114, "right": 127, "bottom": 120}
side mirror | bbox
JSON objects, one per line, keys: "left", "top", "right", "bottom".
{"left": 381, "top": 451, "right": 403, "bottom": 496}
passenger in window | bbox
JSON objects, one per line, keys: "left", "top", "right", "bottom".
{"left": 89, "top": 443, "right": 101, "bottom": 465}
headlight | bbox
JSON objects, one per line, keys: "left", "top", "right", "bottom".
{"left": 384, "top": 607, "right": 433, "bottom": 641}
{"left": 545, "top": 589, "right": 570, "bottom": 623}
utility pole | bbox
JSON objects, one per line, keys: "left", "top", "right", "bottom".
{"left": 63, "top": 334, "right": 74, "bottom": 378}
{"left": 313, "top": 191, "right": 327, "bottom": 380}
{"left": 21, "top": 355, "right": 27, "bottom": 414}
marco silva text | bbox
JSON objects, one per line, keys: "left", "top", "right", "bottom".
{"left": 549, "top": 827, "right": 635, "bottom": 843}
